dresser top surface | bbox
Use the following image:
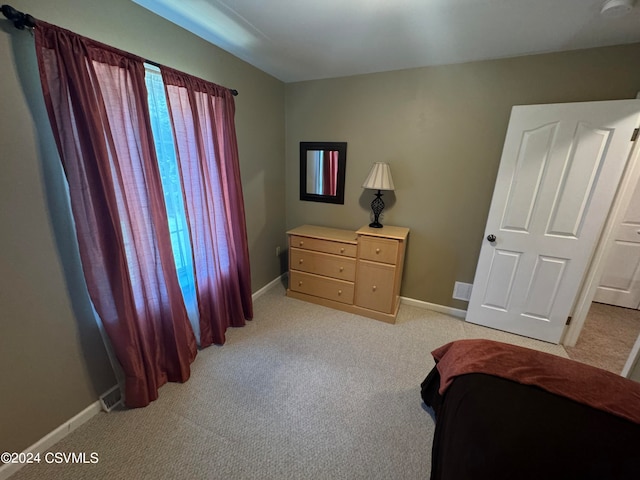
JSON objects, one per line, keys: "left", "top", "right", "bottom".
{"left": 356, "top": 225, "right": 409, "bottom": 240}
{"left": 287, "top": 225, "right": 358, "bottom": 244}
{"left": 288, "top": 224, "right": 410, "bottom": 242}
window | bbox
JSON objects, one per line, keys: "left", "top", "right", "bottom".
{"left": 145, "top": 66, "right": 198, "bottom": 313}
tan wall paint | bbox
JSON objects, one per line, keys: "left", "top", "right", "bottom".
{"left": 286, "top": 43, "right": 640, "bottom": 309}
{"left": 3, "top": 0, "right": 640, "bottom": 456}
{"left": 0, "top": 0, "right": 285, "bottom": 453}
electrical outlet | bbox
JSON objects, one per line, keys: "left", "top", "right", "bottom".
{"left": 275, "top": 246, "right": 281, "bottom": 257}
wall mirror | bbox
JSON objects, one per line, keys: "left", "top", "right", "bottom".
{"left": 300, "top": 142, "right": 347, "bottom": 204}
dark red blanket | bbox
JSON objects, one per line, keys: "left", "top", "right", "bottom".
{"left": 432, "top": 339, "right": 640, "bottom": 425}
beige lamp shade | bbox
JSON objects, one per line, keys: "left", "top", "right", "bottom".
{"left": 362, "top": 162, "right": 395, "bottom": 191}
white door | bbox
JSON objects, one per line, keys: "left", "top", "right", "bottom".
{"left": 594, "top": 178, "right": 640, "bottom": 309}
{"left": 467, "top": 101, "right": 640, "bottom": 343}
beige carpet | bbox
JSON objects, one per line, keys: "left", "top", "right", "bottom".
{"left": 565, "top": 302, "right": 640, "bottom": 375}
{"left": 8, "top": 283, "right": 567, "bottom": 480}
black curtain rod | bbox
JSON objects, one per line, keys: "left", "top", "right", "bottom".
{"left": 1, "top": 4, "right": 34, "bottom": 29}
{"left": 1, "top": 4, "right": 239, "bottom": 96}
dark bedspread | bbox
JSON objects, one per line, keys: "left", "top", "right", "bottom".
{"left": 421, "top": 341, "right": 640, "bottom": 480}
{"left": 432, "top": 339, "right": 640, "bottom": 424}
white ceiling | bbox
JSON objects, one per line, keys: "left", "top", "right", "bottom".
{"left": 132, "top": 0, "right": 640, "bottom": 83}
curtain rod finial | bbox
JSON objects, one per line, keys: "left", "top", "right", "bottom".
{"left": 2, "top": 4, "right": 36, "bottom": 30}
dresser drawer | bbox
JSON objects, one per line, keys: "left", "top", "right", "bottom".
{"left": 290, "top": 235, "right": 357, "bottom": 257}
{"left": 290, "top": 248, "right": 356, "bottom": 281}
{"left": 355, "top": 260, "right": 396, "bottom": 313}
{"left": 290, "top": 271, "right": 354, "bottom": 304}
{"left": 287, "top": 224, "right": 408, "bottom": 323}
{"left": 358, "top": 236, "right": 399, "bottom": 264}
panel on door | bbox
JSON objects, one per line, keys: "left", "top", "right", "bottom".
{"left": 481, "top": 249, "right": 521, "bottom": 311}
{"left": 467, "top": 100, "right": 640, "bottom": 343}
{"left": 500, "top": 123, "right": 556, "bottom": 233}
{"left": 521, "top": 255, "right": 568, "bottom": 321}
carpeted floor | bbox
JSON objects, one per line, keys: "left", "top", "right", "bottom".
{"left": 8, "top": 282, "right": 568, "bottom": 480}
{"left": 565, "top": 302, "right": 640, "bottom": 375}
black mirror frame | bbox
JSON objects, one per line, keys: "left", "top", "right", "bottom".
{"left": 299, "top": 141, "right": 347, "bottom": 204}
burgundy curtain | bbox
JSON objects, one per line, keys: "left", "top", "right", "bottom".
{"left": 160, "top": 66, "right": 253, "bottom": 347}
{"left": 35, "top": 22, "right": 197, "bottom": 408}
{"left": 323, "top": 150, "right": 338, "bottom": 196}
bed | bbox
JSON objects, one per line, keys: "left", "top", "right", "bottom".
{"left": 420, "top": 339, "right": 640, "bottom": 480}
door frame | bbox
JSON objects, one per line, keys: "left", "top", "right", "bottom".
{"left": 622, "top": 333, "right": 640, "bottom": 377}
{"left": 563, "top": 129, "right": 640, "bottom": 376}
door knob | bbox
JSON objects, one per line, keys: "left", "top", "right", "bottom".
{"left": 487, "top": 234, "right": 496, "bottom": 242}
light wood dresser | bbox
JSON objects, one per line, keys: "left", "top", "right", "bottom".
{"left": 286, "top": 224, "right": 410, "bottom": 323}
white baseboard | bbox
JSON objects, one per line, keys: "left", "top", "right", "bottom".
{"left": 0, "top": 285, "right": 462, "bottom": 480}
{"left": 252, "top": 274, "right": 286, "bottom": 301}
{"left": 0, "top": 275, "right": 283, "bottom": 480}
{"left": 400, "top": 296, "right": 467, "bottom": 319}
{"left": 0, "top": 401, "right": 102, "bottom": 480}
{"left": 262, "top": 274, "right": 466, "bottom": 320}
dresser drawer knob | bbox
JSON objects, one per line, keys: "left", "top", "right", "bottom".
{"left": 340, "top": 247, "right": 345, "bottom": 253}
{"left": 299, "top": 259, "right": 304, "bottom": 264}
{"left": 339, "top": 266, "right": 344, "bottom": 272}
{"left": 338, "top": 290, "right": 342, "bottom": 295}
{"left": 372, "top": 285, "right": 377, "bottom": 292}
{"left": 375, "top": 248, "right": 381, "bottom": 254}
{"left": 298, "top": 281, "right": 303, "bottom": 287}
{"left": 299, "top": 241, "right": 304, "bottom": 246}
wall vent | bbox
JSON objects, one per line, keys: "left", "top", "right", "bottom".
{"left": 99, "top": 385, "right": 123, "bottom": 413}
{"left": 452, "top": 282, "right": 473, "bottom": 301}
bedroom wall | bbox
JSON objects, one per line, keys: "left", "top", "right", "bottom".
{"left": 0, "top": 0, "right": 285, "bottom": 454}
{"left": 285, "top": 43, "right": 640, "bottom": 309}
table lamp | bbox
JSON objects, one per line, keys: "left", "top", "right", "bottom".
{"left": 362, "top": 162, "right": 395, "bottom": 228}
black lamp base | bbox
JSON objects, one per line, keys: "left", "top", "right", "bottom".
{"left": 369, "top": 190, "right": 385, "bottom": 228}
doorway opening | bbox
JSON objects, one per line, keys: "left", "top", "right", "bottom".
{"left": 565, "top": 302, "right": 640, "bottom": 374}
{"left": 564, "top": 110, "right": 640, "bottom": 378}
